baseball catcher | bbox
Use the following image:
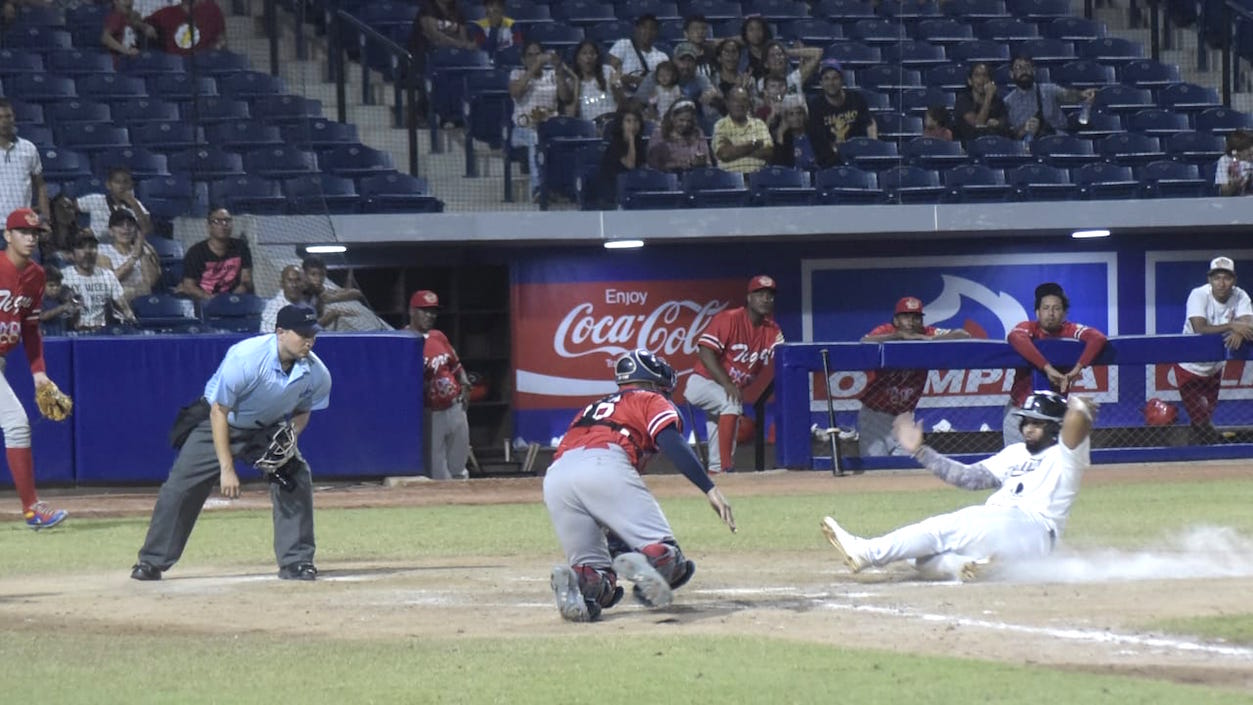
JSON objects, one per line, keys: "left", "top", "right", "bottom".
{"left": 35, "top": 381, "right": 73, "bottom": 421}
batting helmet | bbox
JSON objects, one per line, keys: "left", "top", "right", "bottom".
{"left": 1013, "top": 391, "right": 1068, "bottom": 423}
{"left": 1144, "top": 397, "right": 1178, "bottom": 426}
{"left": 614, "top": 349, "right": 676, "bottom": 392}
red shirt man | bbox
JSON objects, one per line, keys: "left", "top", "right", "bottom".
{"left": 147, "top": 0, "right": 226, "bottom": 56}
{"left": 409, "top": 289, "right": 471, "bottom": 480}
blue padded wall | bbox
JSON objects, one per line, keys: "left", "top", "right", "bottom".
{"left": 0, "top": 340, "right": 75, "bottom": 486}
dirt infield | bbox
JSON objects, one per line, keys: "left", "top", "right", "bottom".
{"left": 3, "top": 462, "right": 1252, "bottom": 692}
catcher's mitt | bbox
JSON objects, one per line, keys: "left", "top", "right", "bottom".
{"left": 35, "top": 382, "right": 73, "bottom": 421}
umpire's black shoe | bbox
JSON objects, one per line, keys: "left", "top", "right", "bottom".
{"left": 278, "top": 563, "right": 318, "bottom": 581}
{"left": 130, "top": 562, "right": 162, "bottom": 581}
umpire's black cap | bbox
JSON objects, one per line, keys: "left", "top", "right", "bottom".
{"left": 277, "top": 305, "right": 321, "bottom": 337}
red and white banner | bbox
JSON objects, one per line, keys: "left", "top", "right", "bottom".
{"left": 1149, "top": 362, "right": 1253, "bottom": 401}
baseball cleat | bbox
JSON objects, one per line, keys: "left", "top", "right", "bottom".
{"left": 24, "top": 502, "right": 67, "bottom": 530}
{"left": 612, "top": 552, "right": 674, "bottom": 608}
{"left": 960, "top": 557, "right": 993, "bottom": 583}
{"left": 820, "top": 516, "right": 868, "bottom": 573}
{"left": 550, "top": 565, "right": 591, "bottom": 622}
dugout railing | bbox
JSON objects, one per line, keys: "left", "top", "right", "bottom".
{"left": 774, "top": 334, "right": 1253, "bottom": 471}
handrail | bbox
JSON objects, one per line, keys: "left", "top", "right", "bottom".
{"left": 1221, "top": 0, "right": 1253, "bottom": 105}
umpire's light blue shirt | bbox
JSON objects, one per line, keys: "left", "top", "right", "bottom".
{"left": 204, "top": 334, "right": 332, "bottom": 429}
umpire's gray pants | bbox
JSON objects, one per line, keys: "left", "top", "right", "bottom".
{"left": 428, "top": 404, "right": 469, "bottom": 480}
{"left": 136, "top": 420, "right": 315, "bottom": 571}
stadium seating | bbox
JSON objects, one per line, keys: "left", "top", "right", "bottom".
{"left": 943, "top": 164, "right": 1013, "bottom": 202}
{"left": 110, "top": 99, "right": 181, "bottom": 125}
{"left": 131, "top": 122, "right": 203, "bottom": 153}
{"left": 682, "top": 167, "right": 751, "bottom": 208}
{"left": 902, "top": 136, "right": 968, "bottom": 169}
{"left": 1137, "top": 160, "right": 1211, "bottom": 199}
{"left": 813, "top": 165, "right": 884, "bottom": 204}
{"left": 616, "top": 169, "right": 686, "bottom": 210}
{"left": 1097, "top": 132, "right": 1165, "bottom": 167}
{"left": 202, "top": 293, "right": 266, "bottom": 333}
{"left": 210, "top": 175, "right": 288, "bottom": 215}
{"left": 130, "top": 294, "right": 203, "bottom": 334}
{"left": 119, "top": 51, "right": 186, "bottom": 76}
{"left": 839, "top": 137, "right": 902, "bottom": 171}
{"left": 208, "top": 122, "right": 285, "bottom": 150}
{"left": 879, "top": 165, "right": 945, "bottom": 203}
{"left": 319, "top": 144, "right": 395, "bottom": 178}
{"left": 244, "top": 146, "right": 319, "bottom": 179}
{"left": 48, "top": 50, "right": 115, "bottom": 76}
{"left": 359, "top": 173, "right": 444, "bottom": 213}
{"left": 1073, "top": 162, "right": 1140, "bottom": 199}
{"left": 1007, "top": 163, "right": 1080, "bottom": 200}
{"left": 92, "top": 147, "right": 169, "bottom": 180}
{"left": 284, "top": 174, "right": 362, "bottom": 215}
{"left": 747, "top": 166, "right": 816, "bottom": 206}
{"left": 967, "top": 135, "right": 1035, "bottom": 169}
{"left": 44, "top": 100, "right": 110, "bottom": 126}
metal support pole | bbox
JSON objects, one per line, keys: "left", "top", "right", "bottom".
{"left": 1149, "top": 0, "right": 1160, "bottom": 61}
{"left": 1222, "top": 2, "right": 1232, "bottom": 106}
{"left": 407, "top": 57, "right": 419, "bottom": 176}
{"left": 265, "top": 0, "right": 278, "bottom": 77}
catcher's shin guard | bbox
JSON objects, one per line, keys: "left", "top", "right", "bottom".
{"left": 572, "top": 565, "right": 623, "bottom": 620}
{"left": 605, "top": 530, "right": 632, "bottom": 559}
{"left": 640, "top": 541, "right": 696, "bottom": 590}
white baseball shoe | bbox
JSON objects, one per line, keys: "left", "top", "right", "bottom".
{"left": 550, "top": 565, "right": 590, "bottom": 622}
{"left": 612, "top": 552, "right": 674, "bottom": 609}
{"left": 820, "top": 516, "right": 869, "bottom": 573}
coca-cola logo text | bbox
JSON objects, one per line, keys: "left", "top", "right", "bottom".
{"left": 554, "top": 298, "right": 729, "bottom": 359}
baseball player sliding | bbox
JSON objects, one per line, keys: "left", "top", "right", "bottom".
{"left": 545, "top": 349, "right": 736, "bottom": 622}
{"left": 822, "top": 391, "right": 1095, "bottom": 581}
{"left": 684, "top": 275, "right": 784, "bottom": 473}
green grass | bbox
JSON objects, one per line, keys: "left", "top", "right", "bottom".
{"left": 1149, "top": 614, "right": 1253, "bottom": 647}
{"left": 7, "top": 631, "right": 1251, "bottom": 705}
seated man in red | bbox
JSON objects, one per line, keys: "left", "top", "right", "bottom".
{"left": 147, "top": 0, "right": 226, "bottom": 55}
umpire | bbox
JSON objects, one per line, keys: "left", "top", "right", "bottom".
{"left": 131, "top": 305, "right": 332, "bottom": 582}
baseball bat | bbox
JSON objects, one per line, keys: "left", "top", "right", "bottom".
{"left": 819, "top": 348, "right": 845, "bottom": 477}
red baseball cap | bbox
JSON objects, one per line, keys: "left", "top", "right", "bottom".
{"left": 748, "top": 275, "right": 777, "bottom": 293}
{"left": 895, "top": 296, "right": 924, "bottom": 315}
{"left": 6, "top": 208, "right": 49, "bottom": 232}
{"left": 409, "top": 290, "right": 440, "bottom": 309}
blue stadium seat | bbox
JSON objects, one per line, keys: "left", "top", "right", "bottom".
{"left": 7, "top": 74, "right": 77, "bottom": 102}
{"left": 967, "top": 134, "right": 1034, "bottom": 169}
{"left": 778, "top": 18, "right": 844, "bottom": 44}
{"left": 854, "top": 88, "right": 888, "bottom": 112}
{"left": 924, "top": 63, "right": 969, "bottom": 90}
{"left": 0, "top": 49, "right": 43, "bottom": 76}
{"left": 1119, "top": 59, "right": 1181, "bottom": 89}
{"left": 947, "top": 40, "right": 1011, "bottom": 64}
{"left": 1078, "top": 37, "right": 1144, "bottom": 65}
{"left": 67, "top": 3, "right": 108, "bottom": 31}
{"left": 1052, "top": 60, "right": 1116, "bottom": 88}
{"left": 813, "top": 165, "right": 883, "bottom": 204}
{"left": 536, "top": 116, "right": 600, "bottom": 208}
{"left": 317, "top": 144, "right": 393, "bottom": 178}
{"left": 1091, "top": 85, "right": 1155, "bottom": 114}
{"left": 43, "top": 100, "right": 111, "bottom": 126}
{"left": 943, "top": 164, "right": 1012, "bottom": 202}
{"left": 616, "top": 1, "right": 680, "bottom": 22}
{"left": 1126, "top": 108, "right": 1190, "bottom": 137}
{"left": 1009, "top": 0, "right": 1073, "bottom": 20}
{"left": 747, "top": 166, "right": 816, "bottom": 206}
{"left": 18, "top": 126, "right": 53, "bottom": 149}
{"left": 206, "top": 121, "right": 284, "bottom": 150}
{"left": 838, "top": 136, "right": 902, "bottom": 170}
{"left": 849, "top": 18, "right": 908, "bottom": 45}
{"left": 942, "top": 0, "right": 1010, "bottom": 19}
{"left": 881, "top": 40, "right": 948, "bottom": 68}
{"left": 858, "top": 66, "right": 922, "bottom": 93}
{"left": 1031, "top": 134, "right": 1101, "bottom": 168}
{"left": 39, "top": 148, "right": 92, "bottom": 182}
{"left": 682, "top": 167, "right": 750, "bottom": 208}
{"left": 119, "top": 51, "right": 186, "bottom": 76}
{"left": 1137, "top": 160, "right": 1210, "bottom": 199}
{"left": 1073, "top": 162, "right": 1139, "bottom": 199}
{"left": 355, "top": 1, "right": 418, "bottom": 30}
{"left": 681, "top": 0, "right": 744, "bottom": 22}
{"left": 616, "top": 169, "right": 685, "bottom": 210}
{"left": 92, "top": 147, "right": 169, "bottom": 179}
{"left": 895, "top": 86, "right": 955, "bottom": 115}
{"left": 109, "top": 98, "right": 181, "bottom": 125}
{"left": 977, "top": 18, "right": 1039, "bottom": 42}
{"left": 130, "top": 293, "right": 202, "bottom": 334}
{"left": 1157, "top": 82, "right": 1222, "bottom": 113}
{"left": 9, "top": 100, "right": 44, "bottom": 126}
{"left": 914, "top": 19, "right": 975, "bottom": 45}
{"left": 1013, "top": 38, "right": 1076, "bottom": 66}
{"left": 77, "top": 75, "right": 148, "bottom": 102}
{"left": 744, "top": 0, "right": 812, "bottom": 22}
{"left": 3, "top": 26, "right": 72, "bottom": 50}
{"left": 573, "top": 140, "right": 609, "bottom": 209}
{"left": 874, "top": 112, "right": 924, "bottom": 141}
{"left": 1194, "top": 107, "right": 1253, "bottom": 135}
{"left": 1097, "top": 132, "right": 1164, "bottom": 167}
{"left": 523, "top": 22, "right": 585, "bottom": 50}
{"left": 1041, "top": 16, "right": 1106, "bottom": 41}
{"left": 462, "top": 68, "right": 512, "bottom": 176}
{"left": 553, "top": 0, "right": 616, "bottom": 26}
{"left": 168, "top": 147, "right": 246, "bottom": 181}
{"left": 821, "top": 41, "right": 882, "bottom": 70}
{"left": 902, "top": 136, "right": 968, "bottom": 169}
{"left": 1075, "top": 111, "right": 1123, "bottom": 139}
{"left": 243, "top": 146, "right": 319, "bottom": 179}
{"left": 879, "top": 165, "right": 945, "bottom": 203}
{"left": 504, "top": 4, "right": 553, "bottom": 36}
{"left": 282, "top": 119, "right": 361, "bottom": 149}
{"left": 45, "top": 50, "right": 114, "bottom": 77}
{"left": 359, "top": 173, "right": 443, "bottom": 213}
{"left": 210, "top": 175, "right": 287, "bottom": 215}
{"left": 878, "top": 0, "right": 942, "bottom": 21}
{"left": 425, "top": 48, "right": 492, "bottom": 127}
{"left": 813, "top": 0, "right": 878, "bottom": 21}
{"left": 1165, "top": 131, "right": 1226, "bottom": 166}
{"left": 54, "top": 124, "right": 129, "bottom": 154}
{"left": 62, "top": 175, "right": 105, "bottom": 199}
{"left": 218, "top": 71, "right": 287, "bottom": 100}
{"left": 585, "top": 19, "right": 635, "bottom": 47}
{"left": 250, "top": 95, "right": 322, "bottom": 123}
{"left": 184, "top": 97, "right": 251, "bottom": 123}
{"left": 138, "top": 174, "right": 207, "bottom": 218}
{"left": 203, "top": 293, "right": 265, "bottom": 333}
{"left": 148, "top": 74, "right": 218, "bottom": 100}
{"left": 186, "top": 50, "right": 250, "bottom": 76}
{"left": 1007, "top": 163, "right": 1078, "bottom": 200}
{"left": 284, "top": 174, "right": 361, "bottom": 215}
{"left": 130, "top": 122, "right": 203, "bottom": 153}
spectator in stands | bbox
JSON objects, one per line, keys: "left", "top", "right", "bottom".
{"left": 509, "top": 41, "right": 573, "bottom": 202}
{"left": 39, "top": 265, "right": 80, "bottom": 337}
{"left": 646, "top": 99, "right": 711, "bottom": 173}
{"left": 594, "top": 106, "right": 647, "bottom": 209}
{"left": 2, "top": 0, "right": 49, "bottom": 28}
{"left": 953, "top": 62, "right": 1011, "bottom": 144}
{"left": 754, "top": 73, "right": 789, "bottom": 130}
{"left": 103, "top": 0, "right": 158, "bottom": 62}
{"left": 175, "top": 207, "right": 253, "bottom": 300}
{"left": 642, "top": 60, "right": 681, "bottom": 122}
{"left": 77, "top": 166, "right": 152, "bottom": 240}
{"left": 1176, "top": 256, "right": 1253, "bottom": 444}
{"left": 740, "top": 16, "right": 772, "bottom": 79}
{"left": 0, "top": 98, "right": 48, "bottom": 223}
{"left": 922, "top": 106, "right": 953, "bottom": 141}
{"left": 43, "top": 193, "right": 81, "bottom": 268}
{"left": 468, "top": 0, "right": 521, "bottom": 63}
{"left": 1004, "top": 282, "right": 1106, "bottom": 446}
{"left": 146, "top": 0, "right": 226, "bottom": 56}
{"left": 98, "top": 210, "right": 160, "bottom": 302}
{"left": 61, "top": 232, "right": 137, "bottom": 332}
{"left": 407, "top": 0, "right": 475, "bottom": 127}
{"left": 756, "top": 41, "right": 821, "bottom": 99}
{"left": 302, "top": 254, "right": 367, "bottom": 330}
{"left": 684, "top": 14, "right": 716, "bottom": 77}
{"left": 607, "top": 13, "right": 668, "bottom": 96}
{"left": 637, "top": 43, "right": 720, "bottom": 122}
{"left": 856, "top": 296, "right": 971, "bottom": 457}
{"left": 1005, "top": 55, "right": 1096, "bottom": 141}
{"left": 808, "top": 60, "right": 876, "bottom": 167}
{"left": 713, "top": 86, "right": 773, "bottom": 176}
{"left": 1216, "top": 129, "right": 1253, "bottom": 197}
{"left": 568, "top": 40, "right": 623, "bottom": 127}
{"left": 770, "top": 95, "right": 819, "bottom": 170}
{"left": 710, "top": 39, "right": 751, "bottom": 113}
{"left": 260, "top": 264, "right": 311, "bottom": 333}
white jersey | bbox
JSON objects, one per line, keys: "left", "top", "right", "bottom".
{"left": 1180, "top": 284, "right": 1253, "bottom": 377}
{"left": 61, "top": 267, "right": 124, "bottom": 329}
{"left": 608, "top": 39, "right": 669, "bottom": 80}
{"left": 980, "top": 437, "right": 1090, "bottom": 536}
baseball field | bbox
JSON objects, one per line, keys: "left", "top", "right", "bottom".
{"left": 1, "top": 461, "right": 1252, "bottom": 704}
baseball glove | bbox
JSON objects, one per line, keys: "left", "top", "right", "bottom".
{"left": 35, "top": 382, "right": 73, "bottom": 421}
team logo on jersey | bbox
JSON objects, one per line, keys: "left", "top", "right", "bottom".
{"left": 0, "top": 290, "right": 34, "bottom": 315}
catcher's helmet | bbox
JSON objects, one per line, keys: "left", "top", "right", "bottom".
{"left": 1144, "top": 397, "right": 1178, "bottom": 426}
{"left": 615, "top": 349, "right": 676, "bottom": 392}
{"left": 1012, "top": 391, "right": 1068, "bottom": 423}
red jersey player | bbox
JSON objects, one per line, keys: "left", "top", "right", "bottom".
{"left": 544, "top": 349, "right": 736, "bottom": 622}
{"left": 1004, "top": 282, "right": 1106, "bottom": 446}
{"left": 683, "top": 275, "right": 784, "bottom": 473}
{"left": 1, "top": 208, "right": 67, "bottom": 529}
{"left": 408, "top": 290, "right": 471, "bottom": 480}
